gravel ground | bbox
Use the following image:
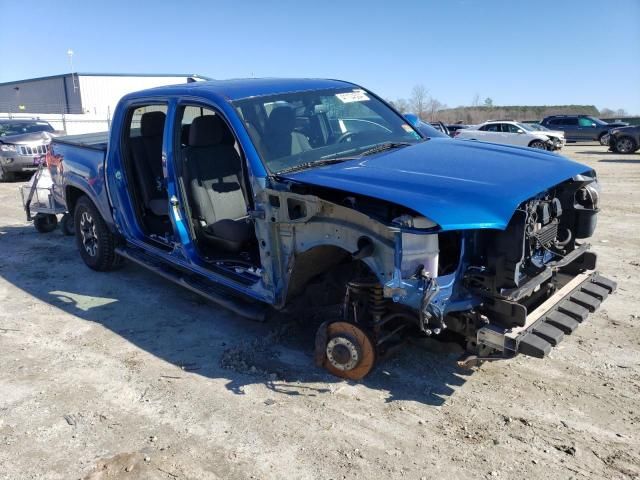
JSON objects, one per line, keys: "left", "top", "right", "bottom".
{"left": 0, "top": 144, "right": 638, "bottom": 480}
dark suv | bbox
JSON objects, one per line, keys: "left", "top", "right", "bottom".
{"left": 540, "top": 115, "right": 628, "bottom": 143}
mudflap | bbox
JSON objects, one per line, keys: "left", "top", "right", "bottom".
{"left": 476, "top": 271, "right": 617, "bottom": 359}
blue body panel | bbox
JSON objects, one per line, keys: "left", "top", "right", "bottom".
{"left": 281, "top": 138, "right": 592, "bottom": 231}
{"left": 51, "top": 78, "right": 596, "bottom": 315}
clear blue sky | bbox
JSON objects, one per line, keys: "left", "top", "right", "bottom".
{"left": 3, "top": 0, "right": 640, "bottom": 113}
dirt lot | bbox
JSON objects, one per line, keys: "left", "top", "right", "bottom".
{"left": 0, "top": 144, "right": 639, "bottom": 480}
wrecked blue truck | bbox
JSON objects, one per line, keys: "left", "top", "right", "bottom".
{"left": 47, "top": 78, "right": 615, "bottom": 379}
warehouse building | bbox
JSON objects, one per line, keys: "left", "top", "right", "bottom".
{"left": 0, "top": 73, "right": 208, "bottom": 134}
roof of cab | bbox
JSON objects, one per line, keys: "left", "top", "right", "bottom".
{"left": 131, "top": 78, "right": 358, "bottom": 101}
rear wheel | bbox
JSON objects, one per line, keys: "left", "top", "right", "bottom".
{"left": 60, "top": 213, "right": 75, "bottom": 236}
{"left": 74, "top": 196, "right": 123, "bottom": 271}
{"left": 529, "top": 140, "right": 547, "bottom": 150}
{"left": 615, "top": 136, "right": 637, "bottom": 154}
{"left": 0, "top": 168, "right": 15, "bottom": 182}
{"left": 33, "top": 213, "right": 58, "bottom": 233}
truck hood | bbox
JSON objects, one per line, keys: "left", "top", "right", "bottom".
{"left": 280, "top": 139, "right": 592, "bottom": 231}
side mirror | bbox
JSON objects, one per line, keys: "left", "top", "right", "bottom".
{"left": 591, "top": 123, "right": 597, "bottom": 127}
{"left": 404, "top": 113, "right": 420, "bottom": 128}
{"left": 517, "top": 129, "right": 525, "bottom": 134}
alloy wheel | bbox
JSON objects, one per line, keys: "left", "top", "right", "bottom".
{"left": 79, "top": 211, "right": 98, "bottom": 257}
{"left": 616, "top": 137, "right": 635, "bottom": 154}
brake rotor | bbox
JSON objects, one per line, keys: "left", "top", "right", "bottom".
{"left": 319, "top": 321, "right": 376, "bottom": 380}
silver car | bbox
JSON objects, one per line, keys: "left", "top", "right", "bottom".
{"left": 0, "top": 119, "right": 61, "bottom": 181}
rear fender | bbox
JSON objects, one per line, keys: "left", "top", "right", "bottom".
{"left": 64, "top": 174, "right": 115, "bottom": 230}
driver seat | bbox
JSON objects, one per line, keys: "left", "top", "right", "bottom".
{"left": 183, "top": 115, "right": 253, "bottom": 253}
{"left": 264, "top": 106, "right": 311, "bottom": 158}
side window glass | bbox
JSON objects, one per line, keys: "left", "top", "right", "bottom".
{"left": 129, "top": 105, "right": 167, "bottom": 138}
{"left": 578, "top": 117, "right": 593, "bottom": 127}
{"left": 565, "top": 118, "right": 579, "bottom": 126}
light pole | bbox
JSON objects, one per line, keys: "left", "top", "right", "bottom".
{"left": 67, "top": 49, "right": 78, "bottom": 92}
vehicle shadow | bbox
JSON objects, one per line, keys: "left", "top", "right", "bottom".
{"left": 598, "top": 159, "right": 640, "bottom": 164}
{"left": 0, "top": 224, "right": 473, "bottom": 407}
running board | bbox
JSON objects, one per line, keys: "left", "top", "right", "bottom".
{"left": 477, "top": 271, "right": 617, "bottom": 358}
{"left": 115, "top": 246, "right": 268, "bottom": 322}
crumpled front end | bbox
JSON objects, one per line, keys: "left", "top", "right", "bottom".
{"left": 376, "top": 171, "right": 616, "bottom": 364}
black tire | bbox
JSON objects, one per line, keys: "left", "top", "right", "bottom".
{"left": 528, "top": 140, "right": 547, "bottom": 150}
{"left": 0, "top": 168, "right": 15, "bottom": 182}
{"left": 33, "top": 213, "right": 58, "bottom": 233}
{"left": 74, "top": 195, "right": 123, "bottom": 271}
{"left": 60, "top": 213, "right": 75, "bottom": 236}
{"left": 614, "top": 136, "right": 637, "bottom": 154}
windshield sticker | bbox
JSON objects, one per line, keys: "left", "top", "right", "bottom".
{"left": 336, "top": 90, "right": 370, "bottom": 103}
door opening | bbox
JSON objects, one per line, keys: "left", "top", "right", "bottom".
{"left": 176, "top": 105, "right": 260, "bottom": 274}
{"left": 121, "top": 104, "right": 173, "bottom": 242}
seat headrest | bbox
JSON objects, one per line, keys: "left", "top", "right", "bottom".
{"left": 140, "top": 111, "right": 166, "bottom": 137}
{"left": 268, "top": 106, "right": 295, "bottom": 134}
{"left": 189, "top": 115, "right": 225, "bottom": 147}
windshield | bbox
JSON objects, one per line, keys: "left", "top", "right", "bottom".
{"left": 520, "top": 122, "right": 548, "bottom": 132}
{"left": 0, "top": 121, "right": 54, "bottom": 137}
{"left": 587, "top": 116, "right": 607, "bottom": 125}
{"left": 233, "top": 88, "right": 423, "bottom": 174}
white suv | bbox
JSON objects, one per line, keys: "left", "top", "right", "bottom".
{"left": 454, "top": 121, "right": 565, "bottom": 151}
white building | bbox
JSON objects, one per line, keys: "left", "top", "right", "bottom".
{"left": 0, "top": 73, "right": 208, "bottom": 134}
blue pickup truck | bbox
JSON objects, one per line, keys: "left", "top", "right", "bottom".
{"left": 47, "top": 78, "right": 615, "bottom": 379}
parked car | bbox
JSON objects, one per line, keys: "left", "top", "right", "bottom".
{"left": 0, "top": 119, "right": 61, "bottom": 181}
{"left": 540, "top": 115, "right": 628, "bottom": 143}
{"left": 429, "top": 121, "right": 450, "bottom": 136}
{"left": 454, "top": 120, "right": 565, "bottom": 150}
{"left": 404, "top": 114, "right": 448, "bottom": 138}
{"left": 446, "top": 124, "right": 469, "bottom": 136}
{"left": 47, "top": 78, "right": 614, "bottom": 380}
{"left": 608, "top": 125, "right": 640, "bottom": 154}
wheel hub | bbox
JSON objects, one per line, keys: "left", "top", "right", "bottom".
{"left": 326, "top": 336, "right": 361, "bottom": 371}
{"left": 316, "top": 321, "right": 376, "bottom": 380}
{"left": 79, "top": 211, "right": 98, "bottom": 257}
{"left": 618, "top": 138, "right": 633, "bottom": 153}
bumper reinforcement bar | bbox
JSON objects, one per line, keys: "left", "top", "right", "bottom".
{"left": 477, "top": 270, "right": 616, "bottom": 358}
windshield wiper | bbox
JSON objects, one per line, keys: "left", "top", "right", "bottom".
{"left": 275, "top": 158, "right": 348, "bottom": 175}
{"left": 358, "top": 142, "right": 413, "bottom": 157}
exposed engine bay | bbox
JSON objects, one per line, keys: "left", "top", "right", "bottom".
{"left": 283, "top": 174, "right": 613, "bottom": 379}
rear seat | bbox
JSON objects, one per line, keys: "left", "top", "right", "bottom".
{"left": 130, "top": 111, "right": 168, "bottom": 216}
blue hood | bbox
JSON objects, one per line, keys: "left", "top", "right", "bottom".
{"left": 280, "top": 139, "right": 592, "bottom": 230}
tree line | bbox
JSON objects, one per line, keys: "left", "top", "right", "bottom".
{"left": 388, "top": 84, "right": 631, "bottom": 125}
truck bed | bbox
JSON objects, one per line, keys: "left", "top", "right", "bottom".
{"left": 53, "top": 132, "right": 109, "bottom": 151}
{"left": 49, "top": 131, "right": 113, "bottom": 227}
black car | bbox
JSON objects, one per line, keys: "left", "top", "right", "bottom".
{"left": 429, "top": 121, "right": 450, "bottom": 136}
{"left": 446, "top": 124, "right": 469, "bottom": 136}
{"left": 540, "top": 115, "right": 628, "bottom": 143}
{"left": 608, "top": 125, "right": 640, "bottom": 154}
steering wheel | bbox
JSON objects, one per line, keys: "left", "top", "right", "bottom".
{"left": 337, "top": 131, "right": 358, "bottom": 143}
